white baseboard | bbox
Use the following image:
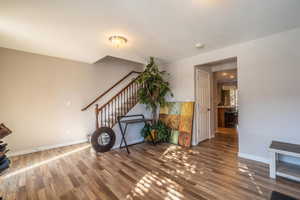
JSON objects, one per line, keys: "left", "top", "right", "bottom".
{"left": 7, "top": 139, "right": 88, "bottom": 157}
{"left": 7, "top": 138, "right": 144, "bottom": 157}
{"left": 238, "top": 152, "right": 270, "bottom": 165}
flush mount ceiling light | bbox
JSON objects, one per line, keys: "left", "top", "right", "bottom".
{"left": 195, "top": 43, "right": 205, "bottom": 49}
{"left": 109, "top": 35, "right": 128, "bottom": 48}
{"left": 230, "top": 75, "right": 235, "bottom": 79}
{"left": 222, "top": 72, "right": 228, "bottom": 76}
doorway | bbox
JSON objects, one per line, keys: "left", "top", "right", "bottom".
{"left": 213, "top": 69, "right": 238, "bottom": 141}
{"left": 194, "top": 58, "right": 238, "bottom": 146}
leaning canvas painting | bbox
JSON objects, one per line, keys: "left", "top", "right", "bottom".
{"left": 159, "top": 102, "right": 195, "bottom": 147}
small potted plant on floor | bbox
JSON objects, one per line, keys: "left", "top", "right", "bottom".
{"left": 136, "top": 57, "right": 173, "bottom": 143}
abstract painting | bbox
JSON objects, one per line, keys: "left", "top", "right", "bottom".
{"left": 159, "top": 102, "right": 195, "bottom": 147}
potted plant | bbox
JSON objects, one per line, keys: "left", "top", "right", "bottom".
{"left": 136, "top": 57, "right": 173, "bottom": 143}
{"left": 141, "top": 120, "right": 171, "bottom": 143}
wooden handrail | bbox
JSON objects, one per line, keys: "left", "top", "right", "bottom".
{"left": 96, "top": 75, "right": 142, "bottom": 129}
{"left": 81, "top": 71, "right": 141, "bottom": 111}
{"left": 97, "top": 75, "right": 140, "bottom": 111}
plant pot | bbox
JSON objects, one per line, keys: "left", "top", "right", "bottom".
{"left": 141, "top": 120, "right": 171, "bottom": 144}
{"left": 150, "top": 129, "right": 157, "bottom": 140}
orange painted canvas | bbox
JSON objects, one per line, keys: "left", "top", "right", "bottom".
{"left": 159, "top": 102, "right": 195, "bottom": 147}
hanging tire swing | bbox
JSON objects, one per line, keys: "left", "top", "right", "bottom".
{"left": 91, "top": 127, "right": 116, "bottom": 152}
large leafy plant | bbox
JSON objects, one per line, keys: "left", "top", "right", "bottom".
{"left": 136, "top": 57, "right": 173, "bottom": 123}
{"left": 141, "top": 120, "right": 171, "bottom": 143}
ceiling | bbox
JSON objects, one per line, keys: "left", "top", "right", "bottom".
{"left": 214, "top": 69, "right": 237, "bottom": 83}
{"left": 1, "top": 0, "right": 300, "bottom": 64}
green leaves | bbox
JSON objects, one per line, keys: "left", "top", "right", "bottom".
{"left": 137, "top": 57, "right": 173, "bottom": 143}
{"left": 136, "top": 57, "right": 173, "bottom": 122}
{"left": 141, "top": 123, "right": 152, "bottom": 138}
{"left": 141, "top": 120, "right": 171, "bottom": 143}
{"left": 152, "top": 120, "right": 171, "bottom": 142}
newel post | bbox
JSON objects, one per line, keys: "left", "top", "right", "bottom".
{"left": 95, "top": 104, "right": 99, "bottom": 130}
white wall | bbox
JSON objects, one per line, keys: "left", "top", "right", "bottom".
{"left": 112, "top": 103, "right": 152, "bottom": 149}
{"left": 166, "top": 27, "right": 300, "bottom": 164}
{"left": 0, "top": 47, "right": 144, "bottom": 155}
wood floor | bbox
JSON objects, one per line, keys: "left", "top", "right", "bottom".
{"left": 1, "top": 134, "right": 300, "bottom": 200}
{"left": 216, "top": 127, "right": 238, "bottom": 135}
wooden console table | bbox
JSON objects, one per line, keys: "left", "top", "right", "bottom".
{"left": 269, "top": 141, "right": 300, "bottom": 182}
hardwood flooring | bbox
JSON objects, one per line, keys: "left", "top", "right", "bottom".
{"left": 216, "top": 127, "right": 238, "bottom": 135}
{"left": 1, "top": 134, "right": 300, "bottom": 200}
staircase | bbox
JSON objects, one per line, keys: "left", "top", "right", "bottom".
{"left": 82, "top": 71, "right": 142, "bottom": 130}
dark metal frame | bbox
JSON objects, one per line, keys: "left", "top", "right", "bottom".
{"left": 117, "top": 114, "right": 154, "bottom": 154}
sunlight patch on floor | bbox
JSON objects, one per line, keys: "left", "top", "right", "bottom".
{"left": 126, "top": 172, "right": 184, "bottom": 200}
{"left": 2, "top": 145, "right": 90, "bottom": 179}
{"left": 238, "top": 162, "right": 263, "bottom": 195}
{"left": 160, "top": 145, "right": 199, "bottom": 176}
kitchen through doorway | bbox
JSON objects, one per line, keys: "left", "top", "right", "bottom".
{"left": 214, "top": 68, "right": 238, "bottom": 141}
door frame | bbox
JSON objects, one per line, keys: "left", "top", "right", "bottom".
{"left": 194, "top": 68, "right": 212, "bottom": 145}
{"left": 193, "top": 57, "right": 238, "bottom": 146}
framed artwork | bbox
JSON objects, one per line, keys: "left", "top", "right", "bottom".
{"left": 159, "top": 102, "right": 195, "bottom": 147}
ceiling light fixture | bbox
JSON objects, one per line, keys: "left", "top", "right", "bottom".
{"left": 109, "top": 35, "right": 128, "bottom": 48}
{"left": 222, "top": 72, "right": 228, "bottom": 76}
{"left": 195, "top": 43, "right": 205, "bottom": 49}
{"left": 230, "top": 75, "right": 235, "bottom": 79}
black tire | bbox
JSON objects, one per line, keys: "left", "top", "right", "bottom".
{"left": 91, "top": 127, "right": 116, "bottom": 152}
{"left": 0, "top": 158, "right": 10, "bottom": 172}
{"left": 0, "top": 155, "right": 6, "bottom": 162}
